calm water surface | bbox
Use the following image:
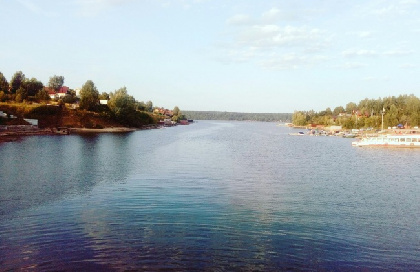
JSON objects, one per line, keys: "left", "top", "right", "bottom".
{"left": 0, "top": 121, "right": 419, "bottom": 271}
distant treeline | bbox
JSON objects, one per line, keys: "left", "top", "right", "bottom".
{"left": 183, "top": 111, "right": 292, "bottom": 122}
{"left": 292, "top": 94, "right": 420, "bottom": 129}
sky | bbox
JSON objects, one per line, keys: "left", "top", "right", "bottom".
{"left": 1, "top": 0, "right": 420, "bottom": 113}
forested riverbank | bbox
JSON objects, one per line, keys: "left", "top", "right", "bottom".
{"left": 292, "top": 94, "right": 420, "bottom": 129}
{"left": 183, "top": 111, "right": 292, "bottom": 122}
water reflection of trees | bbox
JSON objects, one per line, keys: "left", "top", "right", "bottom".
{"left": 0, "top": 133, "right": 134, "bottom": 217}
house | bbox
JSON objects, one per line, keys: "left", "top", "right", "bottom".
{"left": 100, "top": 100, "right": 108, "bottom": 105}
{"left": 45, "top": 86, "right": 70, "bottom": 100}
{"left": 74, "top": 88, "right": 81, "bottom": 97}
{"left": 153, "top": 107, "right": 173, "bottom": 117}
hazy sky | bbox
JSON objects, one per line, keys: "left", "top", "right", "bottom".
{"left": 1, "top": 0, "right": 419, "bottom": 113}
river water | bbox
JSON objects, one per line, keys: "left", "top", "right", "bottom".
{"left": 0, "top": 121, "right": 419, "bottom": 271}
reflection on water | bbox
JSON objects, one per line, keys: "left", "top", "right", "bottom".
{"left": 1, "top": 122, "right": 419, "bottom": 271}
{"left": 0, "top": 133, "right": 134, "bottom": 217}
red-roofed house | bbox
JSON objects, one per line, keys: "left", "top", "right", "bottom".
{"left": 45, "top": 86, "right": 69, "bottom": 100}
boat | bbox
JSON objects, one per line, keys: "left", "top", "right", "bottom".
{"left": 352, "top": 134, "right": 420, "bottom": 147}
{"left": 289, "top": 132, "right": 305, "bottom": 136}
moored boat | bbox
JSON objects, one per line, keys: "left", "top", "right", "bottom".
{"left": 352, "top": 134, "right": 420, "bottom": 147}
{"left": 289, "top": 131, "right": 305, "bottom": 136}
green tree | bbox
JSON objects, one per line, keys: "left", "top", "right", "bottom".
{"left": 345, "top": 102, "right": 357, "bottom": 114}
{"left": 0, "top": 72, "right": 9, "bottom": 93}
{"left": 145, "top": 101, "right": 153, "bottom": 112}
{"left": 10, "top": 71, "right": 25, "bottom": 94}
{"left": 292, "top": 111, "right": 307, "bottom": 126}
{"left": 333, "top": 106, "right": 345, "bottom": 116}
{"left": 48, "top": 75, "right": 64, "bottom": 92}
{"left": 0, "top": 91, "right": 6, "bottom": 102}
{"left": 35, "top": 89, "right": 51, "bottom": 101}
{"left": 62, "top": 89, "right": 77, "bottom": 104}
{"left": 15, "top": 87, "right": 27, "bottom": 102}
{"left": 173, "top": 106, "right": 180, "bottom": 116}
{"left": 99, "top": 92, "right": 109, "bottom": 100}
{"left": 23, "top": 78, "right": 44, "bottom": 97}
{"left": 108, "top": 87, "right": 136, "bottom": 119}
{"left": 79, "top": 80, "right": 99, "bottom": 110}
{"left": 172, "top": 106, "right": 185, "bottom": 122}
{"left": 136, "top": 101, "right": 146, "bottom": 111}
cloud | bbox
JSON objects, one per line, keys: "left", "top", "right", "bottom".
{"left": 362, "top": 76, "right": 390, "bottom": 81}
{"left": 369, "top": 0, "right": 418, "bottom": 16}
{"left": 17, "top": 0, "right": 57, "bottom": 17}
{"left": 383, "top": 50, "right": 415, "bottom": 56}
{"left": 399, "top": 63, "right": 417, "bottom": 68}
{"left": 158, "top": 0, "right": 209, "bottom": 9}
{"left": 236, "top": 25, "right": 328, "bottom": 49}
{"left": 227, "top": 14, "right": 252, "bottom": 26}
{"left": 218, "top": 5, "right": 332, "bottom": 70}
{"left": 259, "top": 53, "right": 328, "bottom": 70}
{"left": 342, "top": 48, "right": 414, "bottom": 58}
{"left": 74, "top": 0, "right": 133, "bottom": 17}
{"left": 261, "top": 7, "right": 301, "bottom": 23}
{"left": 342, "top": 49, "right": 377, "bottom": 57}
{"left": 337, "top": 62, "right": 367, "bottom": 69}
{"left": 358, "top": 31, "right": 372, "bottom": 38}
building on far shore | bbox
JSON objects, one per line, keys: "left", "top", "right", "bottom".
{"left": 45, "top": 86, "right": 69, "bottom": 100}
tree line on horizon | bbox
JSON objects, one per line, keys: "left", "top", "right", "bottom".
{"left": 292, "top": 94, "right": 420, "bottom": 129}
{"left": 0, "top": 70, "right": 184, "bottom": 127}
{"left": 183, "top": 111, "right": 292, "bottom": 122}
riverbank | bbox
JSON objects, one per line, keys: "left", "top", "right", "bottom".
{"left": 0, "top": 124, "right": 168, "bottom": 144}
{"left": 0, "top": 129, "right": 56, "bottom": 143}
{"left": 70, "top": 127, "right": 136, "bottom": 133}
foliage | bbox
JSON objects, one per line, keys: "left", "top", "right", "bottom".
{"left": 10, "top": 71, "right": 25, "bottom": 94}
{"left": 0, "top": 72, "right": 9, "bottom": 93}
{"left": 292, "top": 111, "right": 307, "bottom": 126}
{"left": 35, "top": 89, "right": 51, "bottom": 101}
{"left": 145, "top": 101, "right": 153, "bottom": 112}
{"left": 108, "top": 87, "right": 136, "bottom": 119}
{"left": 23, "top": 78, "right": 44, "bottom": 97}
{"left": 15, "top": 88, "right": 27, "bottom": 102}
{"left": 25, "top": 105, "right": 62, "bottom": 118}
{"left": 48, "top": 75, "right": 64, "bottom": 92}
{"left": 99, "top": 92, "right": 109, "bottom": 100}
{"left": 171, "top": 106, "right": 185, "bottom": 122}
{"left": 0, "top": 91, "right": 6, "bottom": 102}
{"left": 292, "top": 94, "right": 420, "bottom": 129}
{"left": 184, "top": 111, "right": 292, "bottom": 122}
{"left": 79, "top": 80, "right": 99, "bottom": 110}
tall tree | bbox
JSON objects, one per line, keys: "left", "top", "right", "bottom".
{"left": 345, "top": 102, "right": 357, "bottom": 114}
{"left": 48, "top": 75, "right": 64, "bottom": 92}
{"left": 108, "top": 87, "right": 136, "bottom": 119}
{"left": 35, "top": 89, "right": 51, "bottom": 101}
{"left": 0, "top": 72, "right": 9, "bottom": 93}
{"left": 10, "top": 71, "right": 25, "bottom": 94}
{"left": 79, "top": 80, "right": 99, "bottom": 110}
{"left": 145, "top": 100, "right": 153, "bottom": 112}
{"left": 23, "top": 78, "right": 44, "bottom": 97}
{"left": 173, "top": 106, "right": 180, "bottom": 116}
{"left": 333, "top": 106, "right": 345, "bottom": 116}
{"left": 99, "top": 92, "right": 109, "bottom": 100}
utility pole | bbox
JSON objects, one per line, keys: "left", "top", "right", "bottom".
{"left": 381, "top": 107, "right": 385, "bottom": 132}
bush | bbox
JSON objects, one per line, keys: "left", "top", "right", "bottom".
{"left": 25, "top": 105, "right": 62, "bottom": 118}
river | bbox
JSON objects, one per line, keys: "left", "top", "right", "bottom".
{"left": 0, "top": 121, "right": 419, "bottom": 271}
